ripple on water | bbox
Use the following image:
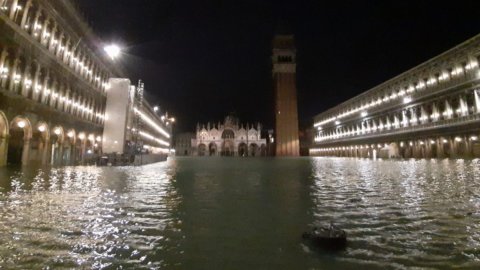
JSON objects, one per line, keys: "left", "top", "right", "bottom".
{"left": 0, "top": 158, "right": 480, "bottom": 269}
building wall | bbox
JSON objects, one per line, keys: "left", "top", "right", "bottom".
{"left": 311, "top": 33, "right": 480, "bottom": 159}
{"left": 175, "top": 132, "right": 195, "bottom": 156}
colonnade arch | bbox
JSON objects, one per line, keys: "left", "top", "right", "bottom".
{"left": 0, "top": 110, "right": 101, "bottom": 166}
{"left": 8, "top": 116, "right": 32, "bottom": 165}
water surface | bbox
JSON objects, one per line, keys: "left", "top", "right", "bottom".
{"left": 0, "top": 157, "right": 479, "bottom": 269}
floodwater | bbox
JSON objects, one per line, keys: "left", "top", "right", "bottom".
{"left": 0, "top": 157, "right": 479, "bottom": 269}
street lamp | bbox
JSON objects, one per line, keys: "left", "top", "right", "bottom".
{"left": 104, "top": 44, "right": 121, "bottom": 60}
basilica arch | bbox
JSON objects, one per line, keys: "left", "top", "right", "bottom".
{"left": 208, "top": 142, "right": 217, "bottom": 156}
{"left": 198, "top": 143, "right": 207, "bottom": 156}
{"left": 221, "top": 129, "right": 235, "bottom": 139}
{"left": 221, "top": 140, "right": 234, "bottom": 156}
{"left": 238, "top": 142, "right": 247, "bottom": 157}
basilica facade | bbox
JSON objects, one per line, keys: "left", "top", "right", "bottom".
{"left": 192, "top": 116, "right": 267, "bottom": 156}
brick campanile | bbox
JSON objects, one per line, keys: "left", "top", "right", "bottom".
{"left": 273, "top": 35, "right": 300, "bottom": 156}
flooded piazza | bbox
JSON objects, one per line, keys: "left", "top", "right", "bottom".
{"left": 0, "top": 157, "right": 479, "bottom": 269}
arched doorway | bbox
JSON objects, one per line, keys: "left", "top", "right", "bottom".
{"left": 249, "top": 143, "right": 258, "bottom": 156}
{"left": 0, "top": 111, "right": 8, "bottom": 166}
{"left": 208, "top": 142, "right": 217, "bottom": 156}
{"left": 198, "top": 143, "right": 207, "bottom": 156}
{"left": 8, "top": 116, "right": 32, "bottom": 165}
{"left": 221, "top": 140, "right": 234, "bottom": 156}
{"left": 238, "top": 143, "right": 247, "bottom": 157}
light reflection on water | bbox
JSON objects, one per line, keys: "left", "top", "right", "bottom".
{"left": 0, "top": 157, "right": 479, "bottom": 269}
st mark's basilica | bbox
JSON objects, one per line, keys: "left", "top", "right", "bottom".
{"left": 192, "top": 115, "right": 267, "bottom": 156}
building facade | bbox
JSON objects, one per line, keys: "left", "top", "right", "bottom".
{"left": 0, "top": 0, "right": 171, "bottom": 167}
{"left": 175, "top": 132, "right": 195, "bottom": 156}
{"left": 273, "top": 34, "right": 300, "bottom": 156}
{"left": 103, "top": 79, "right": 171, "bottom": 157}
{"left": 311, "top": 33, "right": 480, "bottom": 159}
{"left": 192, "top": 116, "right": 267, "bottom": 156}
{"left": 0, "top": 0, "right": 118, "bottom": 166}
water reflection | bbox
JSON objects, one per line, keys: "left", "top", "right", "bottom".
{"left": 309, "top": 157, "right": 480, "bottom": 268}
{"left": 0, "top": 161, "right": 184, "bottom": 269}
{"left": 0, "top": 157, "right": 479, "bottom": 269}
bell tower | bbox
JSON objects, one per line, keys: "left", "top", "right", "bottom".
{"left": 272, "top": 34, "right": 299, "bottom": 156}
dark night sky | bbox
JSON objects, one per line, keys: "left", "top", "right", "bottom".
{"left": 77, "top": 0, "right": 480, "bottom": 132}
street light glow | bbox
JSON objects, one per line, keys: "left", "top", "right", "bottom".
{"left": 104, "top": 44, "right": 121, "bottom": 59}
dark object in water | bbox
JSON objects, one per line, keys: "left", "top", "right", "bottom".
{"left": 302, "top": 223, "right": 347, "bottom": 250}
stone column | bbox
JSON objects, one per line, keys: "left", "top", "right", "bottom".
{"left": 464, "top": 135, "right": 472, "bottom": 158}
{"left": 0, "top": 136, "right": 7, "bottom": 167}
{"left": 32, "top": 62, "right": 41, "bottom": 101}
{"left": 80, "top": 140, "right": 86, "bottom": 164}
{"left": 21, "top": 138, "right": 30, "bottom": 165}
{"left": 20, "top": 0, "right": 32, "bottom": 29}
{"left": 8, "top": 57, "right": 20, "bottom": 92}
{"left": 474, "top": 90, "right": 480, "bottom": 113}
{"left": 436, "top": 138, "right": 445, "bottom": 158}
{"left": 449, "top": 137, "right": 457, "bottom": 158}
{"left": 41, "top": 138, "right": 50, "bottom": 165}
{"left": 8, "top": 0, "right": 18, "bottom": 20}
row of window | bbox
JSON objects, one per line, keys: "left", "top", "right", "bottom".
{"left": 0, "top": 0, "right": 111, "bottom": 94}
{"left": 314, "top": 51, "right": 480, "bottom": 128}
{"left": 315, "top": 90, "right": 480, "bottom": 143}
{"left": 0, "top": 45, "right": 105, "bottom": 125}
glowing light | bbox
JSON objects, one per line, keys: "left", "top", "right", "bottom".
{"left": 403, "top": 96, "right": 412, "bottom": 104}
{"left": 154, "top": 106, "right": 159, "bottom": 112}
{"left": 361, "top": 111, "right": 368, "bottom": 117}
{"left": 38, "top": 125, "right": 46, "bottom": 132}
{"left": 138, "top": 130, "right": 170, "bottom": 146}
{"left": 96, "top": 136, "right": 102, "bottom": 142}
{"left": 67, "top": 131, "right": 74, "bottom": 138}
{"left": 133, "top": 107, "right": 170, "bottom": 138}
{"left": 54, "top": 128, "right": 61, "bottom": 135}
{"left": 88, "top": 134, "right": 95, "bottom": 141}
{"left": 430, "top": 140, "right": 435, "bottom": 144}
{"left": 104, "top": 44, "right": 121, "bottom": 60}
{"left": 335, "top": 120, "right": 341, "bottom": 125}
{"left": 442, "top": 139, "right": 448, "bottom": 143}
{"left": 78, "top": 133, "right": 85, "bottom": 140}
{"left": 455, "top": 137, "right": 462, "bottom": 142}
{"left": 17, "top": 121, "right": 26, "bottom": 128}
